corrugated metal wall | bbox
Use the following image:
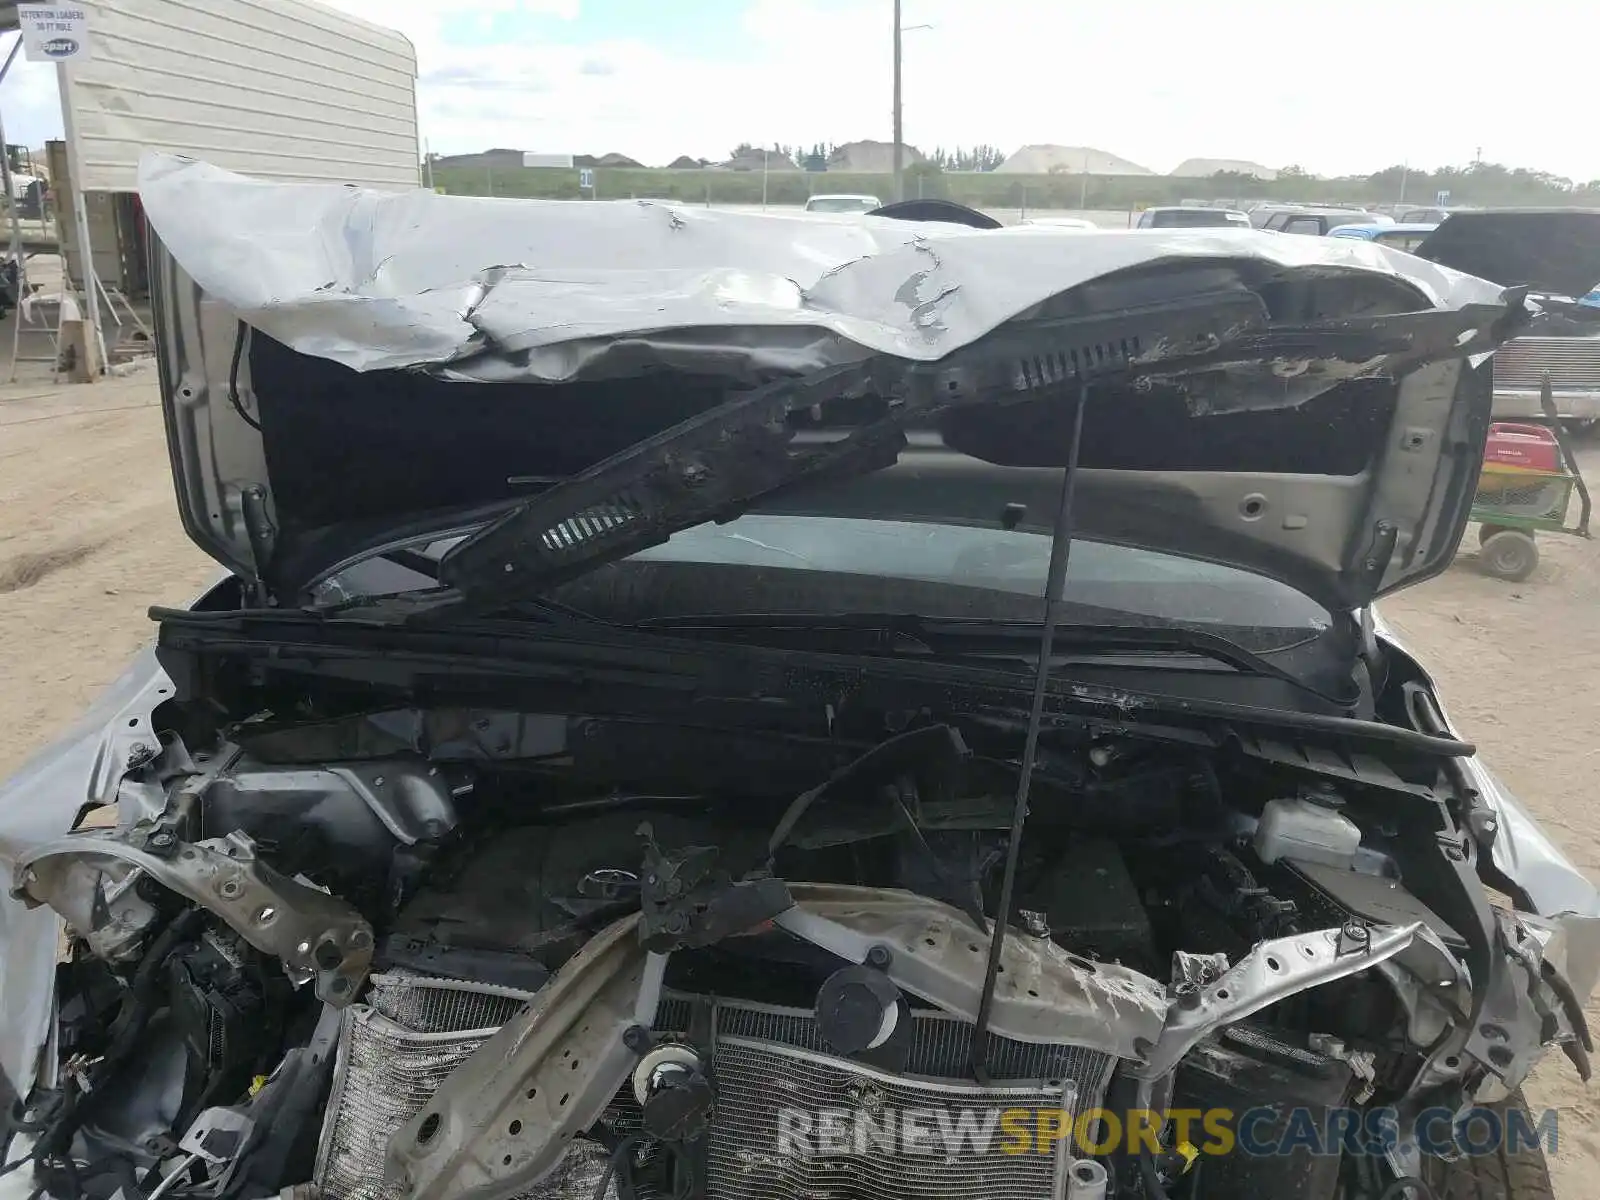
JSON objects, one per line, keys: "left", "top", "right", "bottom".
{"left": 60, "top": 0, "right": 419, "bottom": 192}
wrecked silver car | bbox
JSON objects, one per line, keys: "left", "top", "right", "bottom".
{"left": 1, "top": 155, "right": 1598, "bottom": 1200}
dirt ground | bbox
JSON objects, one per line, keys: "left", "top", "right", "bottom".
{"left": 2, "top": 375, "right": 1598, "bottom": 1193}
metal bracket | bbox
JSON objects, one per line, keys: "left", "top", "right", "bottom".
{"left": 638, "top": 826, "right": 793, "bottom": 953}
{"left": 385, "top": 914, "right": 666, "bottom": 1200}
{"left": 774, "top": 883, "right": 1169, "bottom": 1059}
{"left": 1374, "top": 924, "right": 1471, "bottom": 1052}
{"left": 1130, "top": 922, "right": 1420, "bottom": 1080}
{"left": 179, "top": 1106, "right": 255, "bottom": 1164}
{"left": 240, "top": 484, "right": 277, "bottom": 587}
{"left": 15, "top": 829, "right": 372, "bottom": 1004}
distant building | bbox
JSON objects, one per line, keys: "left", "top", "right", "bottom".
{"left": 1169, "top": 158, "right": 1278, "bottom": 181}
{"left": 719, "top": 149, "right": 801, "bottom": 172}
{"left": 439, "top": 148, "right": 644, "bottom": 170}
{"left": 827, "top": 140, "right": 924, "bottom": 173}
{"left": 994, "top": 145, "right": 1154, "bottom": 176}
{"left": 667, "top": 155, "right": 708, "bottom": 169}
{"left": 433, "top": 148, "right": 528, "bottom": 171}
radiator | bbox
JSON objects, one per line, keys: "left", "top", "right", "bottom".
{"left": 315, "top": 972, "right": 1116, "bottom": 1200}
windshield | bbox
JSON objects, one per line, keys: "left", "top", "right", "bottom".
{"left": 1143, "top": 209, "right": 1246, "bottom": 228}
{"left": 625, "top": 514, "right": 1330, "bottom": 644}
{"left": 806, "top": 196, "right": 879, "bottom": 212}
{"left": 320, "top": 512, "right": 1332, "bottom": 658}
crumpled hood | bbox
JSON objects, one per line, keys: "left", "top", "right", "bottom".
{"left": 138, "top": 152, "right": 1506, "bottom": 381}
{"left": 141, "top": 152, "right": 1541, "bottom": 613}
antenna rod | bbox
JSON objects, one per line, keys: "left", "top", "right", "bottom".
{"left": 970, "top": 380, "right": 1088, "bottom": 1082}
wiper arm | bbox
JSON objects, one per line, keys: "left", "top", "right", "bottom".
{"left": 640, "top": 611, "right": 1343, "bottom": 706}
{"left": 433, "top": 296, "right": 1516, "bottom": 609}
{"left": 303, "top": 551, "right": 610, "bottom": 626}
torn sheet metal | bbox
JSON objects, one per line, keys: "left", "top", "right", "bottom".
{"left": 1369, "top": 609, "right": 1600, "bottom": 926}
{"left": 0, "top": 648, "right": 176, "bottom": 1097}
{"left": 14, "top": 829, "right": 375, "bottom": 1004}
{"left": 385, "top": 914, "right": 663, "bottom": 1200}
{"left": 775, "top": 883, "right": 1169, "bottom": 1059}
{"left": 136, "top": 152, "right": 1506, "bottom": 384}
{"left": 1129, "top": 923, "right": 1419, "bottom": 1079}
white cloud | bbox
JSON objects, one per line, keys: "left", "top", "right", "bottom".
{"left": 387, "top": 0, "right": 1600, "bottom": 180}
{"left": 726, "top": 0, "right": 1600, "bottom": 181}
{"left": 1, "top": 0, "right": 1596, "bottom": 181}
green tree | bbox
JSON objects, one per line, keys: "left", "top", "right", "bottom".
{"left": 972, "top": 144, "right": 1005, "bottom": 172}
{"left": 905, "top": 159, "right": 946, "bottom": 198}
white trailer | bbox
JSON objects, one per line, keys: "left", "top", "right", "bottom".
{"left": 0, "top": 0, "right": 419, "bottom": 371}
{"left": 54, "top": 0, "right": 420, "bottom": 192}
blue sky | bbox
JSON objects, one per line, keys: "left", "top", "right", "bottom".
{"left": 551, "top": 0, "right": 752, "bottom": 56}
{"left": 2, "top": 0, "right": 1597, "bottom": 181}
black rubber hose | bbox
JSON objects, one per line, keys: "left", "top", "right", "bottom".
{"left": 1138, "top": 1149, "right": 1172, "bottom": 1200}
{"left": 1377, "top": 1177, "right": 1437, "bottom": 1200}
{"left": 592, "top": 1136, "right": 645, "bottom": 1200}
{"left": 226, "top": 322, "right": 260, "bottom": 431}
{"left": 39, "top": 910, "right": 205, "bottom": 1161}
{"left": 111, "top": 909, "right": 206, "bottom": 1048}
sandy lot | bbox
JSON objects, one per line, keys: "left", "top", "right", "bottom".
{"left": 2, "top": 374, "right": 1597, "bottom": 1193}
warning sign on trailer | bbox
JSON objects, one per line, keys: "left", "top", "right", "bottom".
{"left": 17, "top": 5, "right": 91, "bottom": 63}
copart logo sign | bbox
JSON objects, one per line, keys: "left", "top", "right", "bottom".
{"left": 17, "top": 6, "right": 90, "bottom": 63}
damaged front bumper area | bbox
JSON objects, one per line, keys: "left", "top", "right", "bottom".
{"left": 381, "top": 885, "right": 1416, "bottom": 1200}
{"left": 0, "top": 690, "right": 1597, "bottom": 1200}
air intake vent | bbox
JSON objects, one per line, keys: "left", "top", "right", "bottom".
{"left": 537, "top": 497, "right": 647, "bottom": 558}
{"left": 1015, "top": 337, "right": 1144, "bottom": 390}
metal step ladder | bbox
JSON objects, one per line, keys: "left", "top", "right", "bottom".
{"left": 104, "top": 284, "right": 151, "bottom": 340}
{"left": 100, "top": 283, "right": 154, "bottom": 358}
{"left": 8, "top": 285, "right": 65, "bottom": 383}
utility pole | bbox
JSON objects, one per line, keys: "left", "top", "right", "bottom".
{"left": 57, "top": 60, "right": 106, "bottom": 377}
{"left": 892, "top": 0, "right": 903, "bottom": 203}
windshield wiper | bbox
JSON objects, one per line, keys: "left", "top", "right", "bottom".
{"left": 637, "top": 611, "right": 1344, "bottom": 706}
{"left": 432, "top": 296, "right": 1513, "bottom": 609}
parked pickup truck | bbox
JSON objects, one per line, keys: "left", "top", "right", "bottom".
{"left": 1409, "top": 211, "right": 1600, "bottom": 425}
{"left": 1344, "top": 212, "right": 1600, "bottom": 428}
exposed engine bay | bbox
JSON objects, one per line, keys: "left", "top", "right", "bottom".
{"left": 16, "top": 160, "right": 1600, "bottom": 1200}
{"left": 7, "top": 683, "right": 1592, "bottom": 1200}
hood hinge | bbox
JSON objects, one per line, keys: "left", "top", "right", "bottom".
{"left": 1349, "top": 519, "right": 1399, "bottom": 596}
{"left": 241, "top": 485, "right": 278, "bottom": 605}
